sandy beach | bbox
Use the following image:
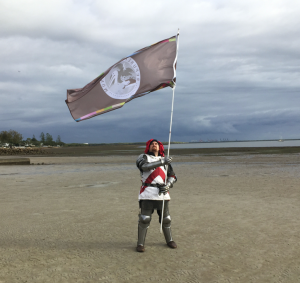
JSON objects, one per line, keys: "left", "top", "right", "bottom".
{"left": 1, "top": 153, "right": 300, "bottom": 282}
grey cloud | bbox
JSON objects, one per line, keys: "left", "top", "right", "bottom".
{"left": 1, "top": 0, "right": 300, "bottom": 143}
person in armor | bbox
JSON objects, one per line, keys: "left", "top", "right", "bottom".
{"left": 135, "top": 139, "right": 178, "bottom": 252}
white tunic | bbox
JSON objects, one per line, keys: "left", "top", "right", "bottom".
{"left": 138, "top": 154, "right": 171, "bottom": 201}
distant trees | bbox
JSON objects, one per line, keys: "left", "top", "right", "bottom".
{"left": 40, "top": 132, "right": 45, "bottom": 144}
{"left": 45, "top": 133, "right": 53, "bottom": 145}
{"left": 0, "top": 130, "right": 64, "bottom": 147}
{"left": 42, "top": 133, "right": 64, "bottom": 146}
{"left": 56, "top": 135, "right": 61, "bottom": 144}
{"left": 32, "top": 135, "right": 37, "bottom": 142}
{"left": 0, "top": 130, "right": 23, "bottom": 145}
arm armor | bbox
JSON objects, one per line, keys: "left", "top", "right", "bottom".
{"left": 158, "top": 176, "right": 177, "bottom": 195}
{"left": 141, "top": 159, "right": 165, "bottom": 171}
{"left": 167, "top": 164, "right": 177, "bottom": 184}
{"left": 166, "top": 176, "right": 177, "bottom": 188}
{"left": 136, "top": 154, "right": 172, "bottom": 172}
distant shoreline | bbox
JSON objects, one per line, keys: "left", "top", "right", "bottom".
{"left": 62, "top": 139, "right": 300, "bottom": 147}
{"left": 2, "top": 144, "right": 300, "bottom": 157}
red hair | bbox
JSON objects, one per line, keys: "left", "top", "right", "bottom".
{"left": 144, "top": 139, "right": 165, "bottom": 157}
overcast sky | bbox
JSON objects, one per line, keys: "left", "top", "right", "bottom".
{"left": 1, "top": 0, "right": 300, "bottom": 143}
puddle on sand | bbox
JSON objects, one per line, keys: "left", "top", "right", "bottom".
{"left": 63, "top": 182, "right": 119, "bottom": 189}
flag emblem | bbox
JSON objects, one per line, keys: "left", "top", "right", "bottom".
{"left": 100, "top": 57, "right": 141, "bottom": 99}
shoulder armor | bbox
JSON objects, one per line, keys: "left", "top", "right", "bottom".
{"left": 136, "top": 154, "right": 147, "bottom": 171}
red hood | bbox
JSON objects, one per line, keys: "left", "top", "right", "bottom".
{"left": 144, "top": 139, "right": 165, "bottom": 157}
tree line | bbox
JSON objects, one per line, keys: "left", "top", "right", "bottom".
{"left": 0, "top": 130, "right": 64, "bottom": 146}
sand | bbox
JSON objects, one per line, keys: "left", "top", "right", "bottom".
{"left": 0, "top": 154, "right": 300, "bottom": 282}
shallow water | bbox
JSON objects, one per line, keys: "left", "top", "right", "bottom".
{"left": 165, "top": 140, "right": 300, "bottom": 149}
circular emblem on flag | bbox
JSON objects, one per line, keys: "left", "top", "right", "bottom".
{"left": 100, "top": 57, "right": 141, "bottom": 99}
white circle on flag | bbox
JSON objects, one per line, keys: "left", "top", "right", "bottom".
{"left": 100, "top": 57, "right": 141, "bottom": 99}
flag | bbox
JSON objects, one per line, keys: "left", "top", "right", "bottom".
{"left": 65, "top": 35, "right": 178, "bottom": 122}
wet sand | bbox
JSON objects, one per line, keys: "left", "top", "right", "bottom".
{"left": 1, "top": 154, "right": 300, "bottom": 282}
{"left": 0, "top": 157, "right": 30, "bottom": 165}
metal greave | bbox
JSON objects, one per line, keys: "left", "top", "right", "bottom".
{"left": 137, "top": 214, "right": 151, "bottom": 246}
{"left": 162, "top": 215, "right": 173, "bottom": 243}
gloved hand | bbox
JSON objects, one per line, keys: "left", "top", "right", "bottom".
{"left": 158, "top": 182, "right": 171, "bottom": 195}
{"left": 161, "top": 157, "right": 172, "bottom": 166}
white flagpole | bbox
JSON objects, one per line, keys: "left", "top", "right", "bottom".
{"left": 160, "top": 29, "right": 180, "bottom": 234}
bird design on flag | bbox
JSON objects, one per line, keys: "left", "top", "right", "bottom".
{"left": 108, "top": 63, "right": 136, "bottom": 90}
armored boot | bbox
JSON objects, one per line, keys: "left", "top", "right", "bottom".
{"left": 162, "top": 215, "right": 177, "bottom": 249}
{"left": 137, "top": 214, "right": 151, "bottom": 252}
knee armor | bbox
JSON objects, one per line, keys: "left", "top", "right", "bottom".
{"left": 139, "top": 214, "right": 151, "bottom": 225}
{"left": 162, "top": 215, "right": 171, "bottom": 225}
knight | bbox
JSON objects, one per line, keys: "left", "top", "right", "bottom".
{"left": 135, "top": 139, "right": 178, "bottom": 252}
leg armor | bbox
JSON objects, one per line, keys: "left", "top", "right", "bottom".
{"left": 137, "top": 214, "right": 151, "bottom": 246}
{"left": 162, "top": 215, "right": 173, "bottom": 243}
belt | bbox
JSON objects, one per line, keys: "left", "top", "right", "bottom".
{"left": 142, "top": 183, "right": 163, "bottom": 188}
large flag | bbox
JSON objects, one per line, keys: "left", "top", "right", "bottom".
{"left": 66, "top": 35, "right": 178, "bottom": 122}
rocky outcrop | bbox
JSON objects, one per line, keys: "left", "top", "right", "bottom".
{"left": 0, "top": 148, "right": 52, "bottom": 155}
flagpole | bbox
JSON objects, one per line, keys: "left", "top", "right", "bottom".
{"left": 160, "top": 29, "right": 180, "bottom": 234}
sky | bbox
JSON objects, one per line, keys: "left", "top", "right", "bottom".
{"left": 1, "top": 0, "right": 300, "bottom": 143}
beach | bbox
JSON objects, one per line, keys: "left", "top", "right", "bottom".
{"left": 1, "top": 152, "right": 300, "bottom": 282}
